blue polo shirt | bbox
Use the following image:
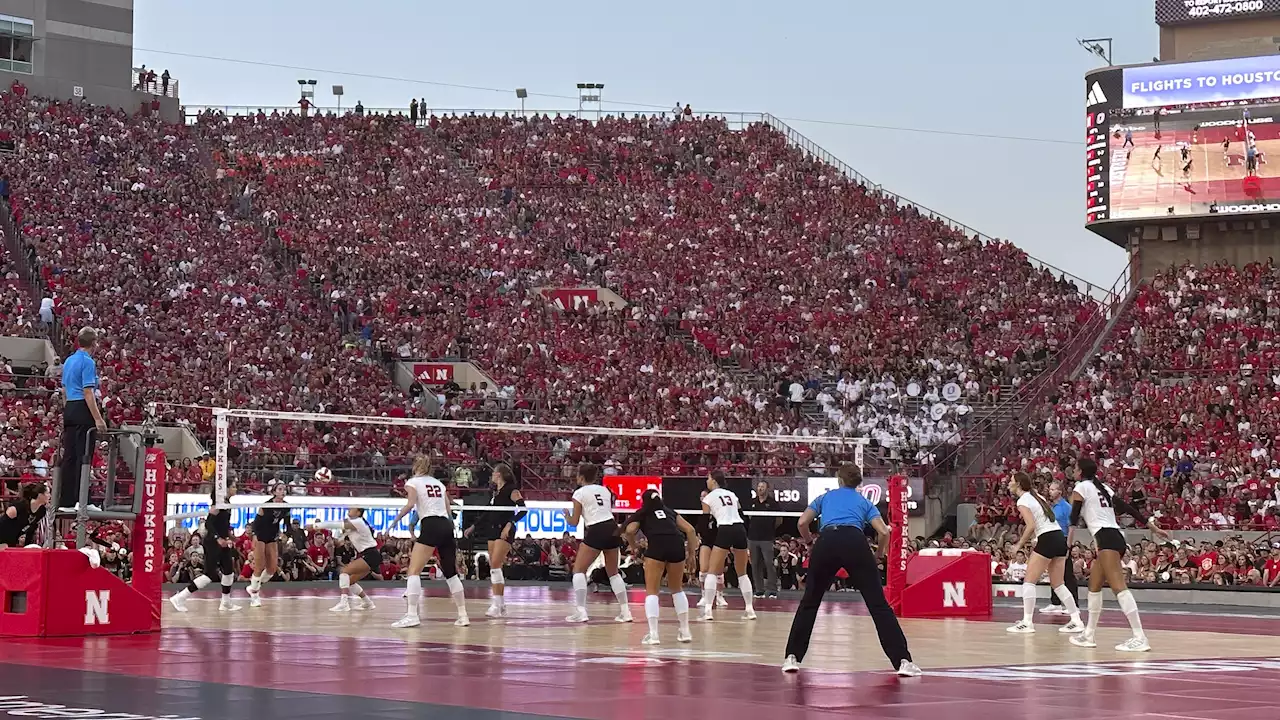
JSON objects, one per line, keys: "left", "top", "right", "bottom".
{"left": 808, "top": 487, "right": 880, "bottom": 531}
{"left": 1053, "top": 498, "right": 1071, "bottom": 534}
{"left": 61, "top": 349, "right": 98, "bottom": 401}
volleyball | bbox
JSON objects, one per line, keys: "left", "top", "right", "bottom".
{"left": 314, "top": 467, "right": 332, "bottom": 484}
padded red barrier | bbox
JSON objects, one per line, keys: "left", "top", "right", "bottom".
{"left": 0, "top": 549, "right": 160, "bottom": 637}
{"left": 900, "top": 550, "right": 993, "bottom": 619}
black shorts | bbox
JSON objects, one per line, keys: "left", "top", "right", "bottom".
{"left": 1033, "top": 530, "right": 1067, "bottom": 559}
{"left": 359, "top": 546, "right": 383, "bottom": 571}
{"left": 417, "top": 516, "right": 456, "bottom": 550}
{"left": 252, "top": 522, "right": 279, "bottom": 544}
{"left": 646, "top": 534, "right": 686, "bottom": 564}
{"left": 583, "top": 520, "right": 622, "bottom": 551}
{"left": 698, "top": 527, "right": 717, "bottom": 549}
{"left": 1093, "top": 527, "right": 1127, "bottom": 554}
{"left": 203, "top": 543, "right": 233, "bottom": 577}
{"left": 713, "top": 523, "right": 748, "bottom": 551}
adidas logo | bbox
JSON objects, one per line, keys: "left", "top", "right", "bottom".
{"left": 1086, "top": 82, "right": 1109, "bottom": 107}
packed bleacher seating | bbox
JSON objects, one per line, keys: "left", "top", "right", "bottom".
{"left": 972, "top": 262, "right": 1280, "bottom": 531}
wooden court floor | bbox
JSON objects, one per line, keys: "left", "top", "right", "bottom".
{"left": 1110, "top": 136, "right": 1280, "bottom": 217}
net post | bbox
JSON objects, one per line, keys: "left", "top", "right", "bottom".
{"left": 214, "top": 409, "right": 229, "bottom": 508}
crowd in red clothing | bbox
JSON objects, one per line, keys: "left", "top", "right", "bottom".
{"left": 971, "top": 262, "right": 1280, "bottom": 531}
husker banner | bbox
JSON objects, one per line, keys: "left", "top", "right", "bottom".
{"left": 412, "top": 363, "right": 453, "bottom": 385}
{"left": 1123, "top": 56, "right": 1280, "bottom": 109}
{"left": 541, "top": 287, "right": 599, "bottom": 311}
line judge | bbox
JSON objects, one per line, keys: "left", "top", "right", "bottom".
{"left": 781, "top": 463, "right": 920, "bottom": 677}
{"left": 59, "top": 327, "right": 107, "bottom": 511}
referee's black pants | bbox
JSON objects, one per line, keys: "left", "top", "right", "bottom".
{"left": 785, "top": 526, "right": 911, "bottom": 668}
{"left": 59, "top": 400, "right": 96, "bottom": 508}
{"left": 1048, "top": 553, "right": 1078, "bottom": 607}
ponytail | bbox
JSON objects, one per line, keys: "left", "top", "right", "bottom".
{"left": 1014, "top": 472, "right": 1055, "bottom": 523}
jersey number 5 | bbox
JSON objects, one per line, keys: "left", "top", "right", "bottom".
{"left": 594, "top": 495, "right": 605, "bottom": 507}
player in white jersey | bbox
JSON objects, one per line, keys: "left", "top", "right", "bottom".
{"left": 1006, "top": 472, "right": 1082, "bottom": 634}
{"left": 1069, "top": 457, "right": 1167, "bottom": 652}
{"left": 562, "top": 462, "right": 633, "bottom": 623}
{"left": 386, "top": 456, "right": 469, "bottom": 629}
{"left": 323, "top": 507, "right": 380, "bottom": 612}
{"left": 699, "top": 470, "right": 755, "bottom": 621}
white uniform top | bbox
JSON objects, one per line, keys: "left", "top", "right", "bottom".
{"left": 572, "top": 484, "right": 615, "bottom": 526}
{"left": 406, "top": 474, "right": 450, "bottom": 519}
{"left": 1017, "top": 492, "right": 1059, "bottom": 538}
{"left": 1072, "top": 480, "right": 1120, "bottom": 532}
{"left": 704, "top": 488, "right": 744, "bottom": 526}
{"left": 345, "top": 516, "right": 377, "bottom": 554}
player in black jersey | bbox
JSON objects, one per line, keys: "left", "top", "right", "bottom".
{"left": 463, "top": 463, "right": 525, "bottom": 618}
{"left": 696, "top": 489, "right": 727, "bottom": 610}
{"left": 624, "top": 489, "right": 699, "bottom": 645}
{"left": 170, "top": 483, "right": 242, "bottom": 613}
{"left": 0, "top": 483, "right": 50, "bottom": 548}
{"left": 246, "top": 482, "right": 289, "bottom": 608}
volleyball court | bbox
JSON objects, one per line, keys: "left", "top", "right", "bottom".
{"left": 1109, "top": 104, "right": 1280, "bottom": 218}
{"left": 1, "top": 406, "right": 1279, "bottom": 720}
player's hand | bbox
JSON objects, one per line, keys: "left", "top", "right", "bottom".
{"left": 503, "top": 523, "right": 513, "bottom": 538}
{"left": 462, "top": 526, "right": 474, "bottom": 537}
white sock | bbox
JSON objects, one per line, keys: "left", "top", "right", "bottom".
{"left": 1085, "top": 591, "right": 1103, "bottom": 636}
{"left": 672, "top": 591, "right": 690, "bottom": 631}
{"left": 1053, "top": 584, "right": 1080, "bottom": 621}
{"left": 350, "top": 583, "right": 365, "bottom": 598}
{"left": 339, "top": 573, "right": 351, "bottom": 596}
{"left": 740, "top": 575, "right": 755, "bottom": 610}
{"left": 608, "top": 573, "right": 629, "bottom": 612}
{"left": 405, "top": 575, "right": 422, "bottom": 618}
{"left": 1116, "top": 590, "right": 1145, "bottom": 639}
{"left": 1021, "top": 582, "right": 1036, "bottom": 624}
{"left": 702, "top": 573, "right": 717, "bottom": 610}
{"left": 249, "top": 571, "right": 263, "bottom": 592}
{"left": 446, "top": 575, "right": 466, "bottom": 613}
{"left": 572, "top": 572, "right": 589, "bottom": 611}
{"left": 645, "top": 594, "right": 660, "bottom": 635}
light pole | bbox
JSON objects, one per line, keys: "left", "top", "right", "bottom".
{"left": 1077, "top": 38, "right": 1113, "bottom": 66}
{"left": 577, "top": 83, "right": 603, "bottom": 120}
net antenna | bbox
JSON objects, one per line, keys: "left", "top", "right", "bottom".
{"left": 207, "top": 406, "right": 870, "bottom": 508}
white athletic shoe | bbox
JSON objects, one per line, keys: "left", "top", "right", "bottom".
{"left": 715, "top": 593, "right": 729, "bottom": 608}
{"left": 1039, "top": 605, "right": 1065, "bottom": 615}
{"left": 565, "top": 610, "right": 590, "bottom": 623}
{"left": 698, "top": 608, "right": 714, "bottom": 622}
{"left": 641, "top": 632, "right": 660, "bottom": 646}
{"left": 391, "top": 614, "right": 421, "bottom": 629}
{"left": 1059, "top": 619, "right": 1085, "bottom": 634}
{"left": 168, "top": 594, "right": 189, "bottom": 613}
{"left": 219, "top": 600, "right": 242, "bottom": 613}
{"left": 676, "top": 628, "right": 693, "bottom": 643}
{"left": 1006, "top": 621, "right": 1035, "bottom": 634}
{"left": 615, "top": 611, "right": 634, "bottom": 623}
{"left": 1069, "top": 633, "right": 1097, "bottom": 648}
{"left": 896, "top": 660, "right": 924, "bottom": 677}
{"left": 355, "top": 596, "right": 376, "bottom": 611}
{"left": 1116, "top": 636, "right": 1151, "bottom": 653}
{"left": 249, "top": 595, "right": 263, "bottom": 609}
{"left": 486, "top": 605, "right": 507, "bottom": 619}
{"left": 329, "top": 598, "right": 351, "bottom": 613}
{"left": 454, "top": 614, "right": 471, "bottom": 627}
{"left": 743, "top": 609, "right": 758, "bottom": 621}
{"left": 781, "top": 655, "right": 800, "bottom": 673}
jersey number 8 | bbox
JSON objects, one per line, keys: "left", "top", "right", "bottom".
{"left": 654, "top": 510, "right": 667, "bottom": 519}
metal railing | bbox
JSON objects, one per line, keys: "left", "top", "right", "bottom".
{"left": 131, "top": 67, "right": 179, "bottom": 98}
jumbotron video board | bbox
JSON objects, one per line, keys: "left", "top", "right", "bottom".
{"left": 1086, "top": 54, "right": 1280, "bottom": 229}
{"left": 1156, "top": 0, "right": 1280, "bottom": 26}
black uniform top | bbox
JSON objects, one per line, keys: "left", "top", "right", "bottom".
{"left": 203, "top": 509, "right": 232, "bottom": 547}
{"left": 0, "top": 502, "right": 46, "bottom": 547}
{"left": 488, "top": 483, "right": 518, "bottom": 531}
{"left": 252, "top": 505, "right": 290, "bottom": 535}
{"left": 626, "top": 503, "right": 682, "bottom": 539}
{"left": 747, "top": 497, "right": 778, "bottom": 541}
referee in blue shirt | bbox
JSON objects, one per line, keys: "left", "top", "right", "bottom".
{"left": 59, "top": 327, "right": 107, "bottom": 509}
{"left": 783, "top": 464, "right": 919, "bottom": 676}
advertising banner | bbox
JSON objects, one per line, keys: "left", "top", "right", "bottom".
{"left": 805, "top": 475, "right": 925, "bottom": 516}
{"left": 130, "top": 447, "right": 167, "bottom": 611}
{"left": 1123, "top": 56, "right": 1280, "bottom": 109}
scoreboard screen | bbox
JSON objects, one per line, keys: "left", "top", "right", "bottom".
{"left": 1156, "top": 0, "right": 1280, "bottom": 26}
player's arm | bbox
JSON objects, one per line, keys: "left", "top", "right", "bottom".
{"left": 1013, "top": 504, "right": 1036, "bottom": 554}
{"left": 1069, "top": 491, "right": 1085, "bottom": 527}
{"left": 563, "top": 498, "right": 583, "bottom": 527}
{"left": 387, "top": 486, "right": 418, "bottom": 529}
{"left": 796, "top": 507, "right": 818, "bottom": 544}
{"left": 623, "top": 519, "right": 641, "bottom": 553}
{"left": 510, "top": 490, "right": 527, "bottom": 525}
{"left": 676, "top": 514, "right": 699, "bottom": 570}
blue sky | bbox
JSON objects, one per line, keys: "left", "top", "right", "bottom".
{"left": 135, "top": 0, "right": 1156, "bottom": 288}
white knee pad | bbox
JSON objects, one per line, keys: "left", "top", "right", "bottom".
{"left": 339, "top": 573, "right": 351, "bottom": 589}
{"left": 490, "top": 569, "right": 504, "bottom": 586}
{"left": 672, "top": 591, "right": 690, "bottom": 615}
{"left": 446, "top": 575, "right": 464, "bottom": 594}
{"left": 406, "top": 574, "right": 422, "bottom": 596}
{"left": 220, "top": 573, "right": 234, "bottom": 587}
{"left": 608, "top": 573, "right": 627, "bottom": 594}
